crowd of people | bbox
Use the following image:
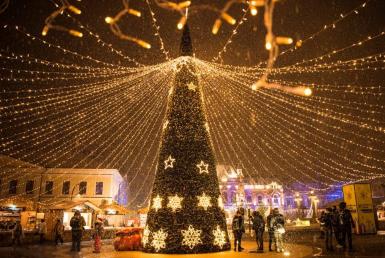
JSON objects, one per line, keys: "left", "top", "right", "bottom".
{"left": 232, "top": 207, "right": 286, "bottom": 253}
{"left": 319, "top": 201, "right": 354, "bottom": 252}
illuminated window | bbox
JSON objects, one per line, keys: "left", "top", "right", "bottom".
{"left": 26, "top": 180, "right": 34, "bottom": 194}
{"left": 45, "top": 181, "right": 53, "bottom": 195}
{"left": 257, "top": 195, "right": 263, "bottom": 204}
{"left": 79, "top": 181, "right": 87, "bottom": 195}
{"left": 9, "top": 180, "right": 17, "bottom": 194}
{"left": 273, "top": 194, "right": 279, "bottom": 205}
{"left": 95, "top": 182, "right": 103, "bottom": 195}
{"left": 62, "top": 181, "right": 70, "bottom": 195}
{"left": 246, "top": 194, "right": 252, "bottom": 203}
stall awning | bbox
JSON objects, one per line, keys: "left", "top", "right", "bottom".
{"left": 49, "top": 200, "right": 101, "bottom": 212}
{"left": 99, "top": 203, "right": 133, "bottom": 215}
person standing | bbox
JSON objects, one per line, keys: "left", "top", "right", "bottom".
{"left": 53, "top": 219, "right": 64, "bottom": 245}
{"left": 12, "top": 220, "right": 23, "bottom": 246}
{"left": 232, "top": 210, "right": 245, "bottom": 252}
{"left": 270, "top": 208, "right": 285, "bottom": 253}
{"left": 38, "top": 219, "right": 47, "bottom": 244}
{"left": 266, "top": 210, "right": 275, "bottom": 251}
{"left": 251, "top": 211, "right": 265, "bottom": 252}
{"left": 70, "top": 210, "right": 86, "bottom": 252}
{"left": 93, "top": 219, "right": 104, "bottom": 253}
{"left": 338, "top": 202, "right": 354, "bottom": 251}
{"left": 321, "top": 208, "right": 334, "bottom": 251}
{"left": 331, "top": 205, "right": 341, "bottom": 247}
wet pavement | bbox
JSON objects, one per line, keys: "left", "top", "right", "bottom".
{"left": 1, "top": 233, "right": 384, "bottom": 258}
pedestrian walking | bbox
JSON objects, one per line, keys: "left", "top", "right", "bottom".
{"left": 338, "top": 202, "right": 354, "bottom": 251}
{"left": 266, "top": 210, "right": 275, "bottom": 251}
{"left": 12, "top": 220, "right": 23, "bottom": 246}
{"left": 251, "top": 211, "right": 265, "bottom": 252}
{"left": 70, "top": 210, "right": 86, "bottom": 252}
{"left": 93, "top": 218, "right": 104, "bottom": 253}
{"left": 38, "top": 219, "right": 47, "bottom": 244}
{"left": 53, "top": 219, "right": 64, "bottom": 245}
{"left": 232, "top": 209, "right": 245, "bottom": 252}
{"left": 321, "top": 207, "right": 334, "bottom": 251}
{"left": 270, "top": 208, "right": 285, "bottom": 253}
{"left": 319, "top": 211, "right": 326, "bottom": 239}
{"left": 331, "top": 205, "right": 341, "bottom": 247}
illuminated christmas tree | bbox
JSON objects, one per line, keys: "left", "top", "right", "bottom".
{"left": 143, "top": 24, "right": 230, "bottom": 253}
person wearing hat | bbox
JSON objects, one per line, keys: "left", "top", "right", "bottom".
{"left": 70, "top": 210, "right": 86, "bottom": 252}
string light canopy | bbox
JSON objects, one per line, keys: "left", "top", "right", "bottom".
{"left": 0, "top": 0, "right": 384, "bottom": 212}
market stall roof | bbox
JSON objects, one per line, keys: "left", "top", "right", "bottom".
{"left": 99, "top": 203, "right": 133, "bottom": 215}
{"left": 49, "top": 200, "right": 101, "bottom": 212}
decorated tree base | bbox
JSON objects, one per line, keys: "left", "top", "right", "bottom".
{"left": 142, "top": 25, "right": 230, "bottom": 254}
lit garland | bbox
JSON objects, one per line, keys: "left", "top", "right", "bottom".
{"left": 104, "top": 0, "right": 151, "bottom": 49}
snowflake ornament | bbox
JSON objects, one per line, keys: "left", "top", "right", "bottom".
{"left": 181, "top": 225, "right": 202, "bottom": 249}
{"left": 196, "top": 160, "right": 209, "bottom": 174}
{"left": 142, "top": 225, "right": 150, "bottom": 246}
{"left": 167, "top": 194, "right": 183, "bottom": 212}
{"left": 152, "top": 195, "right": 163, "bottom": 211}
{"left": 212, "top": 225, "right": 227, "bottom": 249}
{"left": 164, "top": 155, "right": 175, "bottom": 169}
{"left": 152, "top": 228, "right": 168, "bottom": 252}
{"left": 197, "top": 192, "right": 212, "bottom": 210}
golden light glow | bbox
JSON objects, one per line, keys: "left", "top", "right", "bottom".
{"left": 152, "top": 195, "right": 163, "bottom": 211}
{"left": 276, "top": 36, "right": 294, "bottom": 45}
{"left": 177, "top": 16, "right": 187, "bottom": 30}
{"left": 221, "top": 12, "right": 236, "bottom": 25}
{"left": 250, "top": 6, "right": 258, "bottom": 16}
{"left": 197, "top": 192, "right": 211, "bottom": 210}
{"left": 41, "top": 26, "right": 49, "bottom": 36}
{"left": 167, "top": 194, "right": 183, "bottom": 212}
{"left": 128, "top": 8, "right": 141, "bottom": 17}
{"left": 68, "top": 5, "right": 81, "bottom": 15}
{"left": 212, "top": 19, "right": 222, "bottom": 35}
{"left": 181, "top": 225, "right": 202, "bottom": 249}
{"left": 178, "top": 1, "right": 191, "bottom": 9}
{"left": 196, "top": 160, "right": 209, "bottom": 174}
{"left": 142, "top": 225, "right": 150, "bottom": 246}
{"left": 135, "top": 39, "right": 152, "bottom": 49}
{"left": 265, "top": 41, "right": 272, "bottom": 50}
{"left": 68, "top": 30, "right": 83, "bottom": 38}
{"left": 304, "top": 87, "right": 313, "bottom": 96}
{"left": 105, "top": 16, "right": 114, "bottom": 24}
{"left": 164, "top": 155, "right": 176, "bottom": 169}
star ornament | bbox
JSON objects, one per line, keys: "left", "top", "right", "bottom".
{"left": 212, "top": 225, "right": 227, "bottom": 249}
{"left": 196, "top": 160, "right": 209, "bottom": 174}
{"left": 181, "top": 225, "right": 202, "bottom": 249}
{"left": 164, "top": 155, "right": 175, "bottom": 169}
{"left": 197, "top": 192, "right": 212, "bottom": 210}
{"left": 167, "top": 194, "right": 183, "bottom": 212}
{"left": 187, "top": 82, "right": 197, "bottom": 91}
{"left": 152, "top": 195, "right": 163, "bottom": 211}
{"left": 152, "top": 228, "right": 168, "bottom": 252}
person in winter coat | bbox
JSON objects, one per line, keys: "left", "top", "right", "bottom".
{"left": 12, "top": 220, "right": 23, "bottom": 246}
{"left": 270, "top": 208, "right": 285, "bottom": 253}
{"left": 70, "top": 210, "right": 86, "bottom": 252}
{"left": 232, "top": 209, "right": 245, "bottom": 252}
{"left": 38, "top": 219, "right": 47, "bottom": 244}
{"left": 53, "top": 219, "right": 64, "bottom": 245}
{"left": 321, "top": 207, "right": 334, "bottom": 251}
{"left": 338, "top": 202, "right": 354, "bottom": 251}
{"left": 266, "top": 210, "right": 275, "bottom": 251}
{"left": 331, "top": 206, "right": 341, "bottom": 246}
{"left": 251, "top": 211, "right": 265, "bottom": 252}
{"left": 93, "top": 219, "right": 104, "bottom": 253}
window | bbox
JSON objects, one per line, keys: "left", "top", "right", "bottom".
{"left": 26, "top": 180, "right": 34, "bottom": 194}
{"left": 79, "top": 181, "right": 87, "bottom": 195}
{"left": 9, "top": 180, "right": 17, "bottom": 194}
{"left": 62, "top": 181, "right": 70, "bottom": 195}
{"left": 257, "top": 195, "right": 263, "bottom": 204}
{"left": 95, "top": 182, "right": 103, "bottom": 195}
{"left": 45, "top": 181, "right": 53, "bottom": 195}
{"left": 273, "top": 194, "right": 279, "bottom": 205}
{"left": 246, "top": 194, "right": 252, "bottom": 203}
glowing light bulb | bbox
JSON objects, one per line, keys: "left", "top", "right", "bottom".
{"left": 177, "top": 16, "right": 187, "bottom": 30}
{"left": 41, "top": 26, "right": 49, "bottom": 36}
{"left": 105, "top": 17, "right": 114, "bottom": 24}
{"left": 128, "top": 9, "right": 141, "bottom": 17}
{"left": 304, "top": 88, "right": 312, "bottom": 96}
{"left": 178, "top": 1, "right": 191, "bottom": 9}
{"left": 68, "top": 5, "right": 81, "bottom": 15}
{"left": 296, "top": 40, "right": 302, "bottom": 47}
{"left": 135, "top": 39, "right": 151, "bottom": 49}
{"left": 221, "top": 13, "right": 236, "bottom": 25}
{"left": 276, "top": 36, "right": 293, "bottom": 45}
{"left": 212, "top": 19, "right": 222, "bottom": 35}
{"left": 250, "top": 6, "right": 258, "bottom": 16}
{"left": 284, "top": 251, "right": 291, "bottom": 256}
{"left": 265, "top": 41, "right": 272, "bottom": 50}
{"left": 68, "top": 30, "right": 83, "bottom": 37}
